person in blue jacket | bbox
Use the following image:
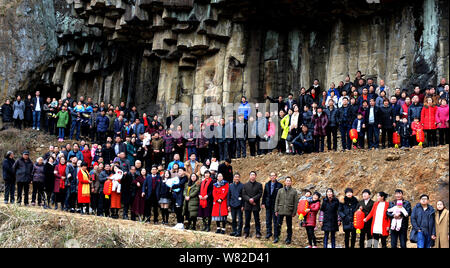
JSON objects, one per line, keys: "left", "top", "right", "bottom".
{"left": 238, "top": 96, "right": 251, "bottom": 121}
{"left": 96, "top": 109, "right": 109, "bottom": 145}
{"left": 411, "top": 194, "right": 436, "bottom": 248}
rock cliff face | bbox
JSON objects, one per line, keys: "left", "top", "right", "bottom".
{"left": 0, "top": 0, "right": 448, "bottom": 117}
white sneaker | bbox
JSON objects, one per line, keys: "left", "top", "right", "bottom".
{"left": 173, "top": 223, "right": 185, "bottom": 230}
{"left": 32, "top": 127, "right": 36, "bottom": 130}
{"left": 36, "top": 128, "right": 40, "bottom": 131}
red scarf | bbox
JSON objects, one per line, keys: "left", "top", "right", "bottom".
{"left": 200, "top": 178, "right": 212, "bottom": 208}
{"left": 58, "top": 164, "right": 66, "bottom": 189}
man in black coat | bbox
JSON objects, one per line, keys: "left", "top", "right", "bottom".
{"left": 379, "top": 98, "right": 396, "bottom": 148}
{"left": 2, "top": 151, "right": 16, "bottom": 204}
{"left": 121, "top": 166, "right": 137, "bottom": 220}
{"left": 387, "top": 189, "right": 412, "bottom": 248}
{"left": 113, "top": 136, "right": 127, "bottom": 158}
{"left": 217, "top": 159, "right": 233, "bottom": 183}
{"left": 1, "top": 99, "right": 14, "bottom": 129}
{"left": 242, "top": 171, "right": 263, "bottom": 238}
{"left": 228, "top": 173, "right": 244, "bottom": 237}
{"left": 13, "top": 150, "right": 34, "bottom": 206}
{"left": 261, "top": 172, "right": 283, "bottom": 239}
{"left": 101, "top": 142, "right": 116, "bottom": 164}
{"left": 358, "top": 189, "right": 375, "bottom": 248}
{"left": 142, "top": 165, "right": 161, "bottom": 223}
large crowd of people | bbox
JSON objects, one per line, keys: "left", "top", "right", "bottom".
{"left": 1, "top": 73, "right": 449, "bottom": 248}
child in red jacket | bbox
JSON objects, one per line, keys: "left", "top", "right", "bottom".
{"left": 410, "top": 117, "right": 423, "bottom": 146}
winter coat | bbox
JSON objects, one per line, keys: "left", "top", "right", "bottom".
{"left": 421, "top": 105, "right": 437, "bottom": 130}
{"left": 348, "top": 104, "right": 360, "bottom": 126}
{"left": 411, "top": 203, "right": 436, "bottom": 237}
{"left": 396, "top": 122, "right": 411, "bottom": 137}
{"left": 274, "top": 186, "right": 298, "bottom": 216}
{"left": 56, "top": 110, "right": 69, "bottom": 128}
{"left": 408, "top": 103, "right": 423, "bottom": 123}
{"left": 2, "top": 158, "right": 15, "bottom": 182}
{"left": 312, "top": 112, "right": 328, "bottom": 136}
{"left": 13, "top": 157, "right": 34, "bottom": 183}
{"left": 262, "top": 180, "right": 283, "bottom": 208}
{"left": 96, "top": 115, "right": 109, "bottom": 132}
{"left": 435, "top": 104, "right": 449, "bottom": 129}
{"left": 1, "top": 103, "right": 13, "bottom": 122}
{"left": 228, "top": 182, "right": 244, "bottom": 208}
{"left": 218, "top": 163, "right": 233, "bottom": 183}
{"left": 163, "top": 135, "right": 175, "bottom": 153}
{"left": 324, "top": 107, "right": 338, "bottom": 127}
{"left": 31, "top": 97, "right": 44, "bottom": 112}
{"left": 338, "top": 196, "right": 359, "bottom": 231}
{"left": 184, "top": 160, "right": 202, "bottom": 178}
{"left": 238, "top": 101, "right": 251, "bottom": 120}
{"left": 13, "top": 100, "right": 25, "bottom": 120}
{"left": 303, "top": 110, "right": 313, "bottom": 130}
{"left": 24, "top": 99, "right": 33, "bottom": 122}
{"left": 435, "top": 209, "right": 449, "bottom": 248}
{"left": 242, "top": 180, "right": 263, "bottom": 211}
{"left": 31, "top": 163, "right": 46, "bottom": 183}
{"left": 365, "top": 201, "right": 391, "bottom": 236}
{"left": 280, "top": 115, "right": 290, "bottom": 140}
{"left": 67, "top": 150, "right": 83, "bottom": 162}
{"left": 212, "top": 181, "right": 229, "bottom": 217}
{"left": 106, "top": 114, "right": 116, "bottom": 131}
{"left": 172, "top": 175, "right": 188, "bottom": 207}
{"left": 364, "top": 106, "right": 380, "bottom": 125}
{"left": 142, "top": 174, "right": 161, "bottom": 200}
{"left": 358, "top": 199, "right": 374, "bottom": 232}
{"left": 378, "top": 106, "right": 395, "bottom": 129}
{"left": 305, "top": 200, "right": 321, "bottom": 227}
{"left": 183, "top": 180, "right": 201, "bottom": 218}
{"left": 320, "top": 197, "right": 340, "bottom": 232}
{"left": 113, "top": 118, "right": 125, "bottom": 135}
{"left": 336, "top": 105, "right": 352, "bottom": 126}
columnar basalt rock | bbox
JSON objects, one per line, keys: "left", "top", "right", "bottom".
{"left": 0, "top": 0, "right": 448, "bottom": 118}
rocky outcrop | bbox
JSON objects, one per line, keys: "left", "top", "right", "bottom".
{"left": 0, "top": 0, "right": 448, "bottom": 118}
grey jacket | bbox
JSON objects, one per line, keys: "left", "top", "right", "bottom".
{"left": 13, "top": 100, "right": 25, "bottom": 120}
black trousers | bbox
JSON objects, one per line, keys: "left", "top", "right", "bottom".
{"left": 326, "top": 126, "right": 338, "bottom": 151}
{"left": 4, "top": 180, "right": 15, "bottom": 203}
{"left": 306, "top": 226, "right": 317, "bottom": 246}
{"left": 359, "top": 224, "right": 373, "bottom": 248}
{"left": 153, "top": 152, "right": 163, "bottom": 166}
{"left": 97, "top": 131, "right": 106, "bottom": 145}
{"left": 275, "top": 215, "right": 292, "bottom": 239}
{"left": 425, "top": 129, "right": 437, "bottom": 147}
{"left": 227, "top": 139, "right": 236, "bottom": 159}
{"left": 144, "top": 194, "right": 159, "bottom": 223}
{"left": 344, "top": 229, "right": 357, "bottom": 248}
{"left": 244, "top": 210, "right": 261, "bottom": 235}
{"left": 218, "top": 142, "right": 227, "bottom": 161}
{"left": 248, "top": 139, "right": 257, "bottom": 156}
{"left": 231, "top": 207, "right": 243, "bottom": 234}
{"left": 14, "top": 119, "right": 23, "bottom": 129}
{"left": 381, "top": 127, "right": 394, "bottom": 148}
{"left": 31, "top": 181, "right": 45, "bottom": 205}
{"left": 197, "top": 147, "right": 209, "bottom": 163}
{"left": 236, "top": 139, "right": 246, "bottom": 158}
{"left": 97, "top": 194, "right": 110, "bottom": 216}
{"left": 17, "top": 182, "right": 30, "bottom": 205}
{"left": 390, "top": 229, "right": 408, "bottom": 248}
{"left": 90, "top": 127, "right": 98, "bottom": 142}
{"left": 314, "top": 135, "right": 325, "bottom": 152}
{"left": 373, "top": 234, "right": 388, "bottom": 248}
{"left": 438, "top": 128, "right": 449, "bottom": 145}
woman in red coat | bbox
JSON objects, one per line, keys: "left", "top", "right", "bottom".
{"left": 81, "top": 145, "right": 92, "bottom": 168}
{"left": 364, "top": 192, "right": 391, "bottom": 248}
{"left": 304, "top": 192, "right": 321, "bottom": 248}
{"left": 212, "top": 173, "right": 229, "bottom": 234}
{"left": 421, "top": 97, "right": 438, "bottom": 147}
{"left": 54, "top": 157, "right": 67, "bottom": 210}
{"left": 77, "top": 162, "right": 91, "bottom": 214}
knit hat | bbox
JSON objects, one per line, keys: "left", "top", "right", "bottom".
{"left": 344, "top": 188, "right": 353, "bottom": 194}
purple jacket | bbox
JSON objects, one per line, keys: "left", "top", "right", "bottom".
{"left": 163, "top": 135, "right": 175, "bottom": 152}
{"left": 312, "top": 113, "right": 329, "bottom": 136}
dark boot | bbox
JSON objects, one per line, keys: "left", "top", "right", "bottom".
{"left": 202, "top": 218, "right": 208, "bottom": 231}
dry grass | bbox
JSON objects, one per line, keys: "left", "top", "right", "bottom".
{"left": 0, "top": 204, "right": 273, "bottom": 248}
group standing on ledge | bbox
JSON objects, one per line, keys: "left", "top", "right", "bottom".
{"left": 1, "top": 72, "right": 449, "bottom": 248}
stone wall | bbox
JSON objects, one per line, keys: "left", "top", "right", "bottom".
{"left": 0, "top": 0, "right": 448, "bottom": 118}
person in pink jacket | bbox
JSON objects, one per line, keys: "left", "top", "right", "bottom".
{"left": 435, "top": 98, "right": 449, "bottom": 145}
